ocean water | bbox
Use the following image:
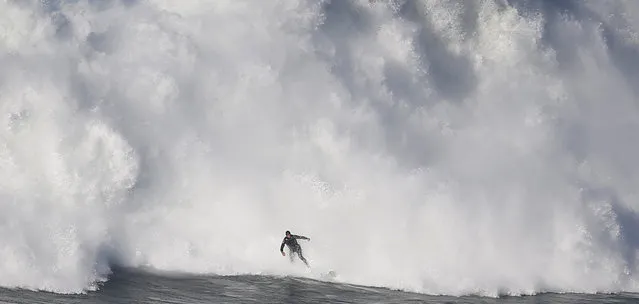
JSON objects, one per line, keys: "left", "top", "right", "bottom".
{"left": 4, "top": 268, "right": 639, "bottom": 304}
{"left": 1, "top": 0, "right": 639, "bottom": 302}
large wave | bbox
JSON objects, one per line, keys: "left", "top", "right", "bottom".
{"left": 1, "top": 0, "right": 639, "bottom": 296}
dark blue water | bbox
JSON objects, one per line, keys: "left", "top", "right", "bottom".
{"left": 2, "top": 268, "right": 638, "bottom": 304}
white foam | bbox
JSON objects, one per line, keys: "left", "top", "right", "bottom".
{"left": 1, "top": 0, "right": 639, "bottom": 296}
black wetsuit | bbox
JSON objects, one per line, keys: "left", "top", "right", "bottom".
{"left": 280, "top": 234, "right": 310, "bottom": 266}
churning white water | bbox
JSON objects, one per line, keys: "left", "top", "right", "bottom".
{"left": 1, "top": 0, "right": 639, "bottom": 297}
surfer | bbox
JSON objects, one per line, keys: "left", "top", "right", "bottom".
{"left": 280, "top": 230, "right": 310, "bottom": 267}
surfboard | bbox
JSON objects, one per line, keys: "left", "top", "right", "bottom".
{"left": 319, "top": 270, "right": 337, "bottom": 280}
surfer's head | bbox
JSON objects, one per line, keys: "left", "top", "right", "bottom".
{"left": 285, "top": 230, "right": 291, "bottom": 237}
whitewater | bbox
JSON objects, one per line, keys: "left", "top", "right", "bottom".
{"left": 1, "top": 0, "right": 639, "bottom": 297}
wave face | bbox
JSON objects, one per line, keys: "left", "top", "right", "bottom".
{"left": 2, "top": 0, "right": 639, "bottom": 296}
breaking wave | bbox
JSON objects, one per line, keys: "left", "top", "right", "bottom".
{"left": 1, "top": 0, "right": 639, "bottom": 296}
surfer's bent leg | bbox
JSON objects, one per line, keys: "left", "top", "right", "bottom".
{"left": 296, "top": 247, "right": 309, "bottom": 267}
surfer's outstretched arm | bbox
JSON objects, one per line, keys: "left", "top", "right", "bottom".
{"left": 294, "top": 235, "right": 310, "bottom": 241}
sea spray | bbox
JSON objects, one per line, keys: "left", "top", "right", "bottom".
{"left": 0, "top": 0, "right": 638, "bottom": 296}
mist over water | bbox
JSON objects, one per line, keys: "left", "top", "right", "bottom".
{"left": 1, "top": 0, "right": 639, "bottom": 297}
